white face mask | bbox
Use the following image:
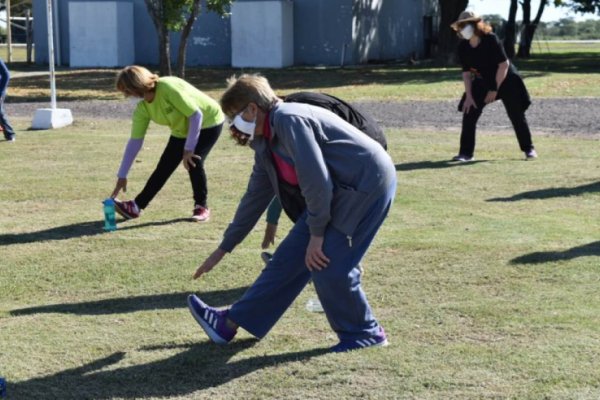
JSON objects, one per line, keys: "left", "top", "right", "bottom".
{"left": 460, "top": 24, "right": 474, "bottom": 40}
{"left": 232, "top": 111, "right": 256, "bottom": 141}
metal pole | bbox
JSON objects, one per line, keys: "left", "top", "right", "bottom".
{"left": 52, "top": 0, "right": 61, "bottom": 66}
{"left": 46, "top": 0, "right": 57, "bottom": 109}
{"left": 6, "top": 0, "right": 12, "bottom": 63}
{"left": 26, "top": 9, "right": 32, "bottom": 64}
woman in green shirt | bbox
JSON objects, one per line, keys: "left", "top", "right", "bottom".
{"left": 111, "top": 65, "right": 225, "bottom": 221}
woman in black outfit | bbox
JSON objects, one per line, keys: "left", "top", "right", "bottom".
{"left": 451, "top": 11, "right": 537, "bottom": 162}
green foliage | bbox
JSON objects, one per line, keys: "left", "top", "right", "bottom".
{"left": 556, "top": 0, "right": 600, "bottom": 13}
{"left": 482, "top": 10, "right": 600, "bottom": 40}
{"left": 538, "top": 17, "right": 600, "bottom": 39}
{"left": 206, "top": 0, "right": 233, "bottom": 16}
{"left": 162, "top": 0, "right": 232, "bottom": 32}
{"left": 163, "top": 0, "right": 195, "bottom": 31}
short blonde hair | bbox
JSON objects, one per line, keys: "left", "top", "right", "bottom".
{"left": 220, "top": 74, "right": 279, "bottom": 119}
{"left": 115, "top": 65, "right": 159, "bottom": 97}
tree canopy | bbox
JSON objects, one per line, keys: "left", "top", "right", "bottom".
{"left": 144, "top": 0, "right": 233, "bottom": 77}
{"left": 557, "top": 0, "right": 600, "bottom": 13}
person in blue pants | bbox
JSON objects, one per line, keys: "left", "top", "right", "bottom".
{"left": 0, "top": 58, "right": 16, "bottom": 142}
{"left": 187, "top": 74, "right": 397, "bottom": 352}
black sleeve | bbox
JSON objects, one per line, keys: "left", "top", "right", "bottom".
{"left": 488, "top": 34, "right": 508, "bottom": 66}
{"left": 457, "top": 42, "right": 470, "bottom": 72}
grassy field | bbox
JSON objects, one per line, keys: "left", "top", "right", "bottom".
{"left": 1, "top": 115, "right": 599, "bottom": 399}
{"left": 5, "top": 41, "right": 600, "bottom": 103}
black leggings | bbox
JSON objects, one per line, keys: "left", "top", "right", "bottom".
{"left": 459, "top": 74, "right": 534, "bottom": 158}
{"left": 135, "top": 123, "right": 223, "bottom": 209}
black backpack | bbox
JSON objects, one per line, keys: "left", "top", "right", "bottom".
{"left": 283, "top": 92, "right": 387, "bottom": 150}
{"left": 277, "top": 92, "right": 388, "bottom": 222}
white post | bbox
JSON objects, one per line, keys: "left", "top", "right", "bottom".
{"left": 46, "top": 0, "right": 57, "bottom": 109}
{"left": 31, "top": 0, "right": 73, "bottom": 130}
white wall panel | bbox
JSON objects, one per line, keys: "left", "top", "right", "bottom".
{"left": 231, "top": 0, "right": 293, "bottom": 68}
{"left": 69, "top": 1, "right": 134, "bottom": 67}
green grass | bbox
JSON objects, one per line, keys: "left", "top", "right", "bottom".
{"left": 1, "top": 117, "right": 599, "bottom": 399}
{"left": 0, "top": 44, "right": 32, "bottom": 63}
{"left": 531, "top": 41, "right": 600, "bottom": 54}
{"left": 6, "top": 42, "right": 600, "bottom": 103}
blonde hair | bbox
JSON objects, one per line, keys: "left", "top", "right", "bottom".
{"left": 220, "top": 74, "right": 279, "bottom": 119}
{"left": 115, "top": 65, "right": 159, "bottom": 97}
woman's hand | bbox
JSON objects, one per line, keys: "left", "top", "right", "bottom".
{"left": 111, "top": 178, "right": 128, "bottom": 198}
{"left": 484, "top": 90, "right": 498, "bottom": 104}
{"left": 305, "top": 235, "right": 330, "bottom": 272}
{"left": 192, "top": 248, "right": 226, "bottom": 280}
{"left": 261, "top": 223, "right": 278, "bottom": 249}
{"left": 462, "top": 95, "right": 478, "bottom": 114}
{"left": 182, "top": 150, "right": 202, "bottom": 171}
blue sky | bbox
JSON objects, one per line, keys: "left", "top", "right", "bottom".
{"left": 467, "top": 0, "right": 600, "bottom": 22}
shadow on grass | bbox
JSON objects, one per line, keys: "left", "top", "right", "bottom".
{"left": 395, "top": 159, "right": 488, "bottom": 171}
{"left": 510, "top": 241, "right": 600, "bottom": 264}
{"left": 10, "top": 288, "right": 248, "bottom": 316}
{"left": 8, "top": 51, "right": 600, "bottom": 103}
{"left": 7, "top": 66, "right": 463, "bottom": 102}
{"left": 0, "top": 218, "right": 190, "bottom": 246}
{"left": 487, "top": 181, "right": 600, "bottom": 202}
{"left": 9, "top": 340, "right": 329, "bottom": 399}
{"left": 518, "top": 52, "right": 600, "bottom": 74}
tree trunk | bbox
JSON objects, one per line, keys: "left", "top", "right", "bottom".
{"left": 436, "top": 0, "right": 469, "bottom": 64}
{"left": 503, "top": 0, "right": 518, "bottom": 59}
{"left": 158, "top": 26, "right": 172, "bottom": 76}
{"left": 176, "top": 0, "right": 201, "bottom": 78}
{"left": 517, "top": 0, "right": 547, "bottom": 58}
{"left": 144, "top": 0, "right": 172, "bottom": 75}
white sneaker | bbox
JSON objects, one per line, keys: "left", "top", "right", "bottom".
{"left": 452, "top": 154, "right": 474, "bottom": 162}
{"left": 525, "top": 149, "right": 538, "bottom": 159}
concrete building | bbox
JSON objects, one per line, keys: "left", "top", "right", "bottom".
{"left": 33, "top": 0, "right": 438, "bottom": 68}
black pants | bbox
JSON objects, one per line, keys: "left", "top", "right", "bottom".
{"left": 135, "top": 123, "right": 223, "bottom": 210}
{"left": 459, "top": 74, "right": 534, "bottom": 158}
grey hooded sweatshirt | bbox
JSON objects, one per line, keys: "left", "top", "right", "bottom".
{"left": 219, "top": 101, "right": 396, "bottom": 253}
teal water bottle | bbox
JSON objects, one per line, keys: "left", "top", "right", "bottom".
{"left": 103, "top": 198, "right": 117, "bottom": 231}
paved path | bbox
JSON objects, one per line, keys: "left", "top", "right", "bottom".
{"left": 6, "top": 97, "right": 600, "bottom": 136}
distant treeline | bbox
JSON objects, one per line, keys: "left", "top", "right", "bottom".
{"left": 484, "top": 15, "right": 600, "bottom": 40}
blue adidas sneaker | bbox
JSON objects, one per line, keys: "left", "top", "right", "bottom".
{"left": 187, "top": 294, "right": 237, "bottom": 344}
{"left": 330, "top": 327, "right": 389, "bottom": 353}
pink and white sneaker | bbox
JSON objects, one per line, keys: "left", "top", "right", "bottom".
{"left": 192, "top": 205, "right": 210, "bottom": 222}
{"left": 113, "top": 199, "right": 140, "bottom": 220}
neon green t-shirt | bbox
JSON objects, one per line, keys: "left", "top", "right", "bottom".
{"left": 130, "top": 77, "right": 225, "bottom": 139}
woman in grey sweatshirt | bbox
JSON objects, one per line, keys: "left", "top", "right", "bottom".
{"left": 187, "top": 74, "right": 397, "bottom": 353}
